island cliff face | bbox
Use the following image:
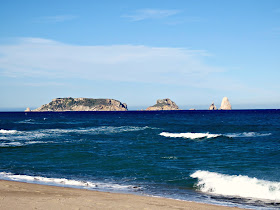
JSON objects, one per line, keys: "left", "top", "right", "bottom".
{"left": 146, "top": 98, "right": 179, "bottom": 111}
{"left": 33, "top": 98, "right": 128, "bottom": 111}
{"left": 220, "top": 97, "right": 232, "bottom": 110}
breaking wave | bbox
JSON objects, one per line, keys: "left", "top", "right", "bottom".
{"left": 0, "top": 172, "right": 138, "bottom": 192}
{"left": 160, "top": 132, "right": 220, "bottom": 139}
{"left": 0, "top": 126, "right": 152, "bottom": 147}
{"left": 0, "top": 129, "right": 18, "bottom": 134}
{"left": 160, "top": 131, "right": 271, "bottom": 139}
{"left": 190, "top": 170, "right": 280, "bottom": 201}
{"left": 0, "top": 126, "right": 150, "bottom": 138}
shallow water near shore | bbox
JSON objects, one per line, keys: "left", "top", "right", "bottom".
{"left": 0, "top": 110, "right": 280, "bottom": 209}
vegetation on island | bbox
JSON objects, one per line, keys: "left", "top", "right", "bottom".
{"left": 33, "top": 97, "right": 127, "bottom": 111}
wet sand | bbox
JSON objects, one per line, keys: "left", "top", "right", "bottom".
{"left": 0, "top": 180, "right": 243, "bottom": 210}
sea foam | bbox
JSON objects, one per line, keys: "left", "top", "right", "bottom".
{"left": 0, "top": 129, "right": 18, "bottom": 134}
{"left": 0, "top": 126, "right": 151, "bottom": 147}
{"left": 190, "top": 170, "right": 280, "bottom": 201}
{"left": 0, "top": 172, "right": 137, "bottom": 191}
{"left": 160, "top": 132, "right": 220, "bottom": 139}
{"left": 160, "top": 131, "right": 271, "bottom": 139}
{"left": 226, "top": 132, "right": 272, "bottom": 138}
{"left": 0, "top": 141, "right": 47, "bottom": 147}
{"left": 34, "top": 126, "right": 151, "bottom": 137}
{"left": 34, "top": 126, "right": 150, "bottom": 135}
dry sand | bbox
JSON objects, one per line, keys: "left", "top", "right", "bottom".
{"left": 0, "top": 180, "right": 243, "bottom": 210}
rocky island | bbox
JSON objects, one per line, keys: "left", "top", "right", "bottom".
{"left": 33, "top": 97, "right": 128, "bottom": 111}
{"left": 146, "top": 98, "right": 179, "bottom": 111}
{"left": 208, "top": 97, "right": 232, "bottom": 110}
{"left": 209, "top": 102, "right": 217, "bottom": 110}
{"left": 220, "top": 97, "right": 232, "bottom": 110}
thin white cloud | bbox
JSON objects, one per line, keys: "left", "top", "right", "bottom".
{"left": 123, "top": 9, "right": 180, "bottom": 21}
{"left": 0, "top": 37, "right": 233, "bottom": 89}
{"left": 37, "top": 15, "right": 77, "bottom": 23}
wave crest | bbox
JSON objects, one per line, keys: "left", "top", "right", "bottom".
{"left": 160, "top": 131, "right": 271, "bottom": 139}
{"left": 160, "top": 132, "right": 220, "bottom": 139}
{"left": 190, "top": 170, "right": 280, "bottom": 201}
{"left": 0, "top": 129, "right": 18, "bottom": 134}
{"left": 0, "top": 126, "right": 152, "bottom": 147}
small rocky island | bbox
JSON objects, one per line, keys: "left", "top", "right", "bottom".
{"left": 33, "top": 97, "right": 128, "bottom": 111}
{"left": 146, "top": 98, "right": 179, "bottom": 111}
{"left": 208, "top": 102, "right": 217, "bottom": 110}
{"left": 208, "top": 97, "right": 232, "bottom": 110}
{"left": 220, "top": 97, "right": 232, "bottom": 110}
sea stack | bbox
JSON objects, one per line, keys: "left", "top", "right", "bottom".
{"left": 209, "top": 102, "right": 217, "bottom": 110}
{"left": 24, "top": 107, "right": 31, "bottom": 112}
{"left": 220, "top": 97, "right": 232, "bottom": 110}
{"left": 33, "top": 97, "right": 128, "bottom": 111}
{"left": 146, "top": 98, "right": 179, "bottom": 111}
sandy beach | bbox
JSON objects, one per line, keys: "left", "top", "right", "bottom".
{"left": 0, "top": 180, "right": 243, "bottom": 210}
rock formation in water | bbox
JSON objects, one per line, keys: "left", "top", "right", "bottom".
{"left": 24, "top": 107, "right": 31, "bottom": 112}
{"left": 146, "top": 98, "right": 179, "bottom": 111}
{"left": 219, "top": 97, "right": 232, "bottom": 110}
{"left": 209, "top": 102, "right": 217, "bottom": 110}
{"left": 33, "top": 97, "right": 128, "bottom": 111}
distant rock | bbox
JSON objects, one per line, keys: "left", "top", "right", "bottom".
{"left": 24, "top": 107, "right": 31, "bottom": 112}
{"left": 189, "top": 108, "right": 196, "bottom": 110}
{"left": 33, "top": 97, "right": 128, "bottom": 111}
{"left": 146, "top": 98, "right": 179, "bottom": 111}
{"left": 220, "top": 97, "right": 232, "bottom": 110}
{"left": 209, "top": 102, "right": 217, "bottom": 110}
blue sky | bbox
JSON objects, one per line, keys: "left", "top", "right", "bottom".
{"left": 0, "top": 0, "right": 280, "bottom": 110}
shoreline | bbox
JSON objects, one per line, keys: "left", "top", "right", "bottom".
{"left": 0, "top": 179, "right": 243, "bottom": 210}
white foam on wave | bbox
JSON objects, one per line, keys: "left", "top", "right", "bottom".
{"left": 160, "top": 131, "right": 272, "bottom": 140}
{"left": 0, "top": 141, "right": 49, "bottom": 147}
{"left": 0, "top": 126, "right": 152, "bottom": 147}
{"left": 6, "top": 125, "right": 150, "bottom": 136}
{"left": 0, "top": 128, "right": 54, "bottom": 147}
{"left": 160, "top": 132, "right": 220, "bottom": 139}
{"left": 190, "top": 170, "right": 280, "bottom": 201}
{"left": 0, "top": 131, "right": 48, "bottom": 142}
{"left": 0, "top": 142, "right": 23, "bottom": 147}
{"left": 0, "top": 172, "right": 137, "bottom": 191}
{"left": 226, "top": 132, "right": 272, "bottom": 138}
{"left": 48, "top": 126, "right": 151, "bottom": 135}
{"left": 0, "top": 129, "right": 18, "bottom": 134}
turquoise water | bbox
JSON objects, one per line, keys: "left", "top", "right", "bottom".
{"left": 0, "top": 110, "right": 280, "bottom": 209}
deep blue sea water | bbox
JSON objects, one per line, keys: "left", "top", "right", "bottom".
{"left": 1, "top": 110, "right": 280, "bottom": 209}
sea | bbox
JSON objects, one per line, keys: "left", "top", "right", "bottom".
{"left": 0, "top": 110, "right": 280, "bottom": 209}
